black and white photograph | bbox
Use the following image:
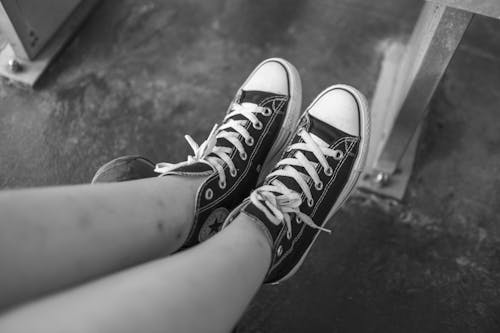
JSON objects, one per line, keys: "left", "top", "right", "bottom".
{"left": 0, "top": 0, "right": 499, "bottom": 332}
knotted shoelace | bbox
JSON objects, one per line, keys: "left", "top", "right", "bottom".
{"left": 250, "top": 128, "right": 345, "bottom": 239}
{"left": 155, "top": 103, "right": 268, "bottom": 188}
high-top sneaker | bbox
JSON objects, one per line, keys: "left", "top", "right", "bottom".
{"left": 224, "top": 85, "right": 370, "bottom": 284}
{"left": 155, "top": 58, "right": 302, "bottom": 248}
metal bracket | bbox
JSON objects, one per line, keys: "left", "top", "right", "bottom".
{"left": 0, "top": 0, "right": 99, "bottom": 86}
{"left": 359, "top": 1, "right": 473, "bottom": 199}
{"left": 432, "top": 0, "right": 500, "bottom": 19}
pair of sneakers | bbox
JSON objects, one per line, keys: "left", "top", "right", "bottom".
{"left": 94, "top": 58, "right": 370, "bottom": 284}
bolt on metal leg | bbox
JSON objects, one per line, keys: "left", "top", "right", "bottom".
{"left": 374, "top": 172, "right": 390, "bottom": 187}
{"left": 7, "top": 58, "right": 23, "bottom": 73}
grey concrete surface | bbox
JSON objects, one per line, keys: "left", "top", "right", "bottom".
{"left": 1, "top": 0, "right": 500, "bottom": 332}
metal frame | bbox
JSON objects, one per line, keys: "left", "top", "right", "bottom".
{"left": 432, "top": 0, "right": 500, "bottom": 19}
{"left": 0, "top": 0, "right": 99, "bottom": 86}
{"left": 359, "top": 1, "right": 473, "bottom": 199}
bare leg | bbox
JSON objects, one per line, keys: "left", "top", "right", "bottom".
{"left": 0, "top": 57, "right": 301, "bottom": 309}
{"left": 0, "top": 175, "right": 205, "bottom": 309}
{"left": 0, "top": 214, "right": 271, "bottom": 333}
{"left": 0, "top": 80, "right": 368, "bottom": 332}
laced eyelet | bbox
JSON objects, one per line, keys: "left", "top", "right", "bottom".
{"left": 333, "top": 150, "right": 344, "bottom": 160}
{"left": 245, "top": 137, "right": 254, "bottom": 146}
{"left": 307, "top": 198, "right": 314, "bottom": 207}
{"left": 324, "top": 167, "right": 333, "bottom": 176}
{"left": 262, "top": 107, "right": 272, "bottom": 116}
{"left": 315, "top": 181, "right": 323, "bottom": 191}
{"left": 205, "top": 188, "right": 213, "bottom": 200}
{"left": 219, "top": 180, "right": 226, "bottom": 189}
{"left": 230, "top": 168, "right": 237, "bottom": 177}
{"left": 277, "top": 245, "right": 283, "bottom": 257}
{"left": 253, "top": 121, "right": 263, "bottom": 130}
{"left": 240, "top": 151, "right": 247, "bottom": 160}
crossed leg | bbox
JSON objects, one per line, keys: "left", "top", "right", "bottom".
{"left": 0, "top": 59, "right": 369, "bottom": 333}
{"left": 0, "top": 58, "right": 301, "bottom": 312}
{"left": 0, "top": 215, "right": 270, "bottom": 333}
{"left": 0, "top": 175, "right": 205, "bottom": 309}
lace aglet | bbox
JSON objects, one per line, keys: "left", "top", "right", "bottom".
{"left": 184, "top": 135, "right": 199, "bottom": 152}
{"left": 319, "top": 226, "right": 332, "bottom": 234}
{"left": 209, "top": 123, "right": 219, "bottom": 137}
{"left": 154, "top": 162, "right": 174, "bottom": 174}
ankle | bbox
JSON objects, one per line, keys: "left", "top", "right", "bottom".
{"left": 230, "top": 213, "right": 273, "bottom": 262}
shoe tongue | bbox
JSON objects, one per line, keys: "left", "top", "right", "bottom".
{"left": 310, "top": 133, "right": 329, "bottom": 148}
{"left": 308, "top": 115, "right": 352, "bottom": 147}
{"left": 238, "top": 90, "right": 278, "bottom": 105}
{"left": 214, "top": 90, "right": 273, "bottom": 151}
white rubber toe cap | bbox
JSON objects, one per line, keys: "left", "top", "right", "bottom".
{"left": 308, "top": 88, "right": 360, "bottom": 136}
{"left": 241, "top": 61, "right": 289, "bottom": 95}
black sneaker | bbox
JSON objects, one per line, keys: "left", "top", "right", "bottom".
{"left": 224, "top": 85, "right": 370, "bottom": 284}
{"left": 91, "top": 155, "right": 157, "bottom": 183}
{"left": 155, "top": 58, "right": 302, "bottom": 248}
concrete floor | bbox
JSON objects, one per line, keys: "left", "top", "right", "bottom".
{"left": 1, "top": 0, "right": 500, "bottom": 332}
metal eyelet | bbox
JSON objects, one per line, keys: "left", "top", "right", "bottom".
{"left": 256, "top": 164, "right": 261, "bottom": 172}
{"left": 315, "top": 181, "right": 324, "bottom": 191}
{"left": 253, "top": 121, "right": 263, "bottom": 130}
{"left": 219, "top": 180, "right": 226, "bottom": 189}
{"left": 245, "top": 137, "right": 254, "bottom": 146}
{"left": 286, "top": 229, "right": 292, "bottom": 240}
{"left": 325, "top": 167, "right": 333, "bottom": 176}
{"left": 230, "top": 168, "right": 237, "bottom": 177}
{"left": 205, "top": 188, "right": 213, "bottom": 200}
{"left": 307, "top": 198, "right": 314, "bottom": 207}
{"left": 263, "top": 107, "right": 272, "bottom": 116}
{"left": 240, "top": 151, "right": 247, "bottom": 160}
{"left": 333, "top": 150, "right": 344, "bottom": 160}
{"left": 296, "top": 216, "right": 302, "bottom": 223}
{"left": 277, "top": 245, "right": 283, "bottom": 257}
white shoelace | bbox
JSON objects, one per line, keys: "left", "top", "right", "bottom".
{"left": 250, "top": 128, "right": 345, "bottom": 238}
{"left": 155, "top": 103, "right": 267, "bottom": 187}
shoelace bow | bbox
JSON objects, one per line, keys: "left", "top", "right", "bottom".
{"left": 155, "top": 103, "right": 268, "bottom": 187}
{"left": 250, "top": 128, "right": 345, "bottom": 238}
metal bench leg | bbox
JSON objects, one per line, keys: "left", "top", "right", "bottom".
{"left": 360, "top": 2, "right": 473, "bottom": 199}
{"left": 0, "top": 0, "right": 100, "bottom": 86}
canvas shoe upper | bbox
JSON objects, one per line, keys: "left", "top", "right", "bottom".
{"left": 155, "top": 58, "right": 302, "bottom": 248}
{"left": 224, "top": 85, "right": 370, "bottom": 284}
